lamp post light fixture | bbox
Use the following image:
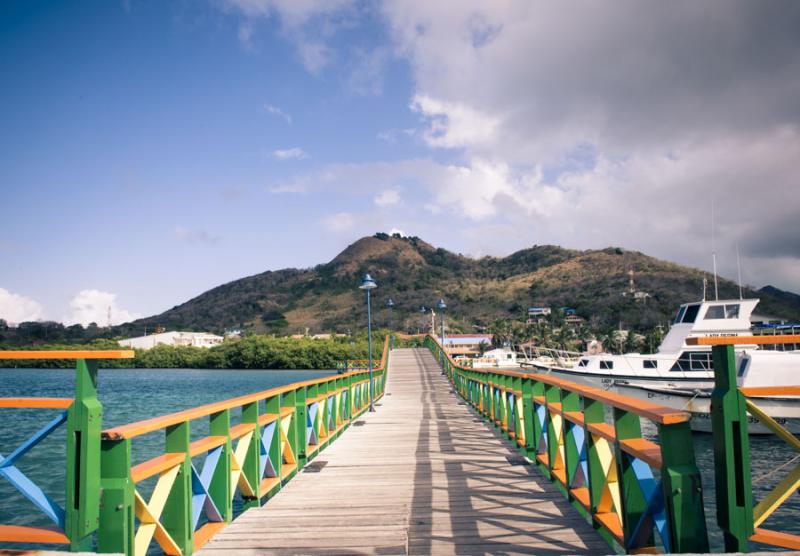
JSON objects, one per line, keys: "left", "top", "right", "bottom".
{"left": 419, "top": 305, "right": 427, "bottom": 335}
{"left": 359, "top": 273, "right": 377, "bottom": 412}
{"left": 437, "top": 298, "right": 447, "bottom": 374}
{"left": 387, "top": 298, "right": 395, "bottom": 331}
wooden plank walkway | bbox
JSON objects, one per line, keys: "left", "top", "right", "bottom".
{"left": 199, "top": 348, "right": 608, "bottom": 555}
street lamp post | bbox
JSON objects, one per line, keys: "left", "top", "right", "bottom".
{"left": 419, "top": 306, "right": 427, "bottom": 335}
{"left": 437, "top": 298, "right": 447, "bottom": 374}
{"left": 387, "top": 298, "right": 395, "bottom": 331}
{"left": 359, "top": 273, "right": 377, "bottom": 412}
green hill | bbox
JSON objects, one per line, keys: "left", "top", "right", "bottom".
{"left": 115, "top": 234, "right": 800, "bottom": 336}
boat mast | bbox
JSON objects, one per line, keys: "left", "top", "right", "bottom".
{"left": 712, "top": 199, "right": 719, "bottom": 301}
{"left": 736, "top": 243, "right": 744, "bottom": 300}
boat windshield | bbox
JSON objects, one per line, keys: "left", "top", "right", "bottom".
{"left": 681, "top": 304, "right": 700, "bottom": 323}
{"left": 704, "top": 303, "right": 741, "bottom": 319}
{"left": 674, "top": 306, "right": 686, "bottom": 324}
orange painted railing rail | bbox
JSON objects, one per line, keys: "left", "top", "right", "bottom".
{"left": 0, "top": 350, "right": 134, "bottom": 359}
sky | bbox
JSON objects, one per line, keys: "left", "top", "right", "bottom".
{"left": 1, "top": 1, "right": 799, "bottom": 326}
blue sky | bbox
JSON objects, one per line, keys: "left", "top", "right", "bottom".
{"left": 2, "top": 1, "right": 799, "bottom": 325}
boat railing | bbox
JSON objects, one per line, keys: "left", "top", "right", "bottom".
{"left": 0, "top": 350, "right": 134, "bottom": 550}
{"left": 522, "top": 346, "right": 583, "bottom": 367}
{"left": 425, "top": 334, "right": 709, "bottom": 553}
{"left": 98, "top": 335, "right": 390, "bottom": 556}
{"left": 688, "top": 334, "right": 800, "bottom": 552}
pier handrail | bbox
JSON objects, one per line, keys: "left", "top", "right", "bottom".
{"left": 430, "top": 339, "right": 690, "bottom": 425}
{"left": 0, "top": 351, "right": 131, "bottom": 551}
{"left": 425, "top": 334, "right": 709, "bottom": 554}
{"left": 97, "top": 335, "right": 391, "bottom": 556}
{"left": 0, "top": 350, "right": 134, "bottom": 359}
{"left": 696, "top": 335, "right": 800, "bottom": 552}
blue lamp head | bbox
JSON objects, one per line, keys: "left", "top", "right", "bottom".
{"left": 359, "top": 273, "right": 377, "bottom": 290}
{"left": 419, "top": 305, "right": 427, "bottom": 313}
{"left": 437, "top": 298, "right": 447, "bottom": 310}
{"left": 387, "top": 298, "right": 395, "bottom": 308}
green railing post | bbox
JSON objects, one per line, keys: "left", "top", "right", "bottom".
{"left": 98, "top": 438, "right": 135, "bottom": 555}
{"left": 65, "top": 358, "right": 102, "bottom": 551}
{"left": 613, "top": 409, "right": 652, "bottom": 551}
{"left": 209, "top": 409, "right": 232, "bottom": 523}
{"left": 711, "top": 343, "right": 754, "bottom": 552}
{"left": 659, "top": 419, "right": 710, "bottom": 553}
{"left": 163, "top": 421, "right": 193, "bottom": 555}
{"left": 584, "top": 398, "right": 606, "bottom": 516}
{"left": 295, "top": 386, "right": 308, "bottom": 470}
{"left": 242, "top": 401, "right": 261, "bottom": 509}
{"left": 521, "top": 377, "right": 535, "bottom": 459}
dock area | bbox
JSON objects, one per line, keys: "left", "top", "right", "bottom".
{"left": 198, "top": 348, "right": 607, "bottom": 555}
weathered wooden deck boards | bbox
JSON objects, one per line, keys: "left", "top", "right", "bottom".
{"left": 199, "top": 348, "right": 608, "bottom": 555}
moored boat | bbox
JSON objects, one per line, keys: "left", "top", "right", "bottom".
{"left": 526, "top": 297, "right": 800, "bottom": 433}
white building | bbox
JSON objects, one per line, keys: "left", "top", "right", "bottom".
{"left": 118, "top": 331, "right": 224, "bottom": 350}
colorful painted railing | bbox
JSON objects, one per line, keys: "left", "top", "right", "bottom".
{"left": 424, "top": 335, "right": 709, "bottom": 553}
{"left": 688, "top": 335, "right": 800, "bottom": 552}
{"left": 0, "top": 350, "right": 134, "bottom": 551}
{"left": 97, "top": 335, "right": 390, "bottom": 556}
{"left": 334, "top": 359, "right": 371, "bottom": 371}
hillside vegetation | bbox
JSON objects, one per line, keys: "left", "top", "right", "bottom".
{"left": 107, "top": 234, "right": 800, "bottom": 337}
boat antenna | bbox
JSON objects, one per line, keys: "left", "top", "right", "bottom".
{"left": 702, "top": 273, "right": 708, "bottom": 301}
{"left": 736, "top": 243, "right": 744, "bottom": 300}
{"left": 711, "top": 199, "right": 719, "bottom": 301}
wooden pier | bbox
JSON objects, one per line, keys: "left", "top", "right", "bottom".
{"left": 198, "top": 348, "right": 607, "bottom": 555}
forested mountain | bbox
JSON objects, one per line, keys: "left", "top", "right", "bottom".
{"left": 110, "top": 234, "right": 800, "bottom": 337}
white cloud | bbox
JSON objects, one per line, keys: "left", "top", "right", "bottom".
{"left": 411, "top": 94, "right": 502, "bottom": 150}
{"left": 174, "top": 226, "right": 221, "bottom": 244}
{"left": 220, "top": 0, "right": 355, "bottom": 73}
{"left": 262, "top": 103, "right": 292, "bottom": 124}
{"left": 0, "top": 288, "right": 44, "bottom": 324}
{"left": 389, "top": 228, "right": 406, "bottom": 237}
{"left": 272, "top": 147, "right": 308, "bottom": 160}
{"left": 322, "top": 212, "right": 355, "bottom": 232}
{"left": 238, "top": 22, "right": 254, "bottom": 48}
{"left": 268, "top": 179, "right": 308, "bottom": 194}
{"left": 374, "top": 189, "right": 401, "bottom": 207}
{"left": 64, "top": 289, "right": 139, "bottom": 327}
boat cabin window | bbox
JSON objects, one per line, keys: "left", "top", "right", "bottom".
{"left": 578, "top": 359, "right": 589, "bottom": 367}
{"left": 674, "top": 306, "right": 686, "bottom": 324}
{"left": 643, "top": 360, "right": 657, "bottom": 369}
{"left": 681, "top": 304, "right": 700, "bottom": 323}
{"left": 704, "top": 303, "right": 741, "bottom": 320}
{"left": 671, "top": 351, "right": 713, "bottom": 372}
{"left": 599, "top": 360, "right": 614, "bottom": 370}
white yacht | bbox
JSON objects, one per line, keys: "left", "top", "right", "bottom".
{"left": 526, "top": 298, "right": 800, "bottom": 434}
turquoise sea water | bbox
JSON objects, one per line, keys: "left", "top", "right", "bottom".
{"left": 0, "top": 367, "right": 797, "bottom": 552}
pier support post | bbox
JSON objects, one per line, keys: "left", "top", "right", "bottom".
{"left": 98, "top": 438, "right": 135, "bottom": 555}
{"left": 711, "top": 344, "right": 754, "bottom": 552}
{"left": 659, "top": 420, "right": 709, "bottom": 553}
{"left": 163, "top": 421, "right": 193, "bottom": 555}
{"left": 65, "top": 358, "right": 102, "bottom": 551}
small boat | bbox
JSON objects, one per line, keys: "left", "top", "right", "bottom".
{"left": 458, "top": 348, "right": 520, "bottom": 369}
{"left": 527, "top": 297, "right": 800, "bottom": 434}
